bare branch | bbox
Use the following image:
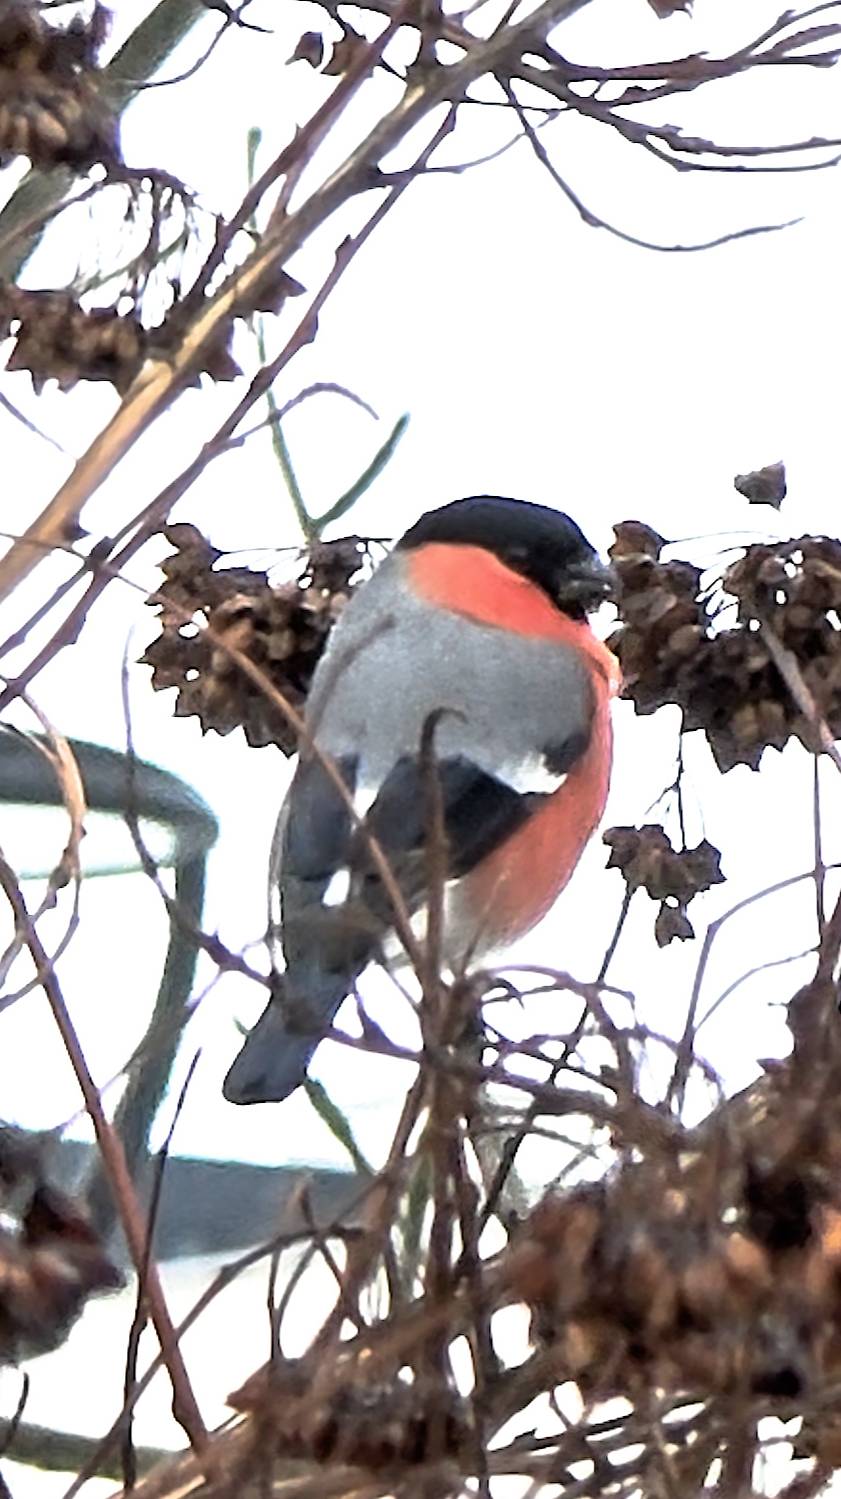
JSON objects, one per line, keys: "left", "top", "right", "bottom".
{"left": 0, "top": 856, "right": 209, "bottom": 1462}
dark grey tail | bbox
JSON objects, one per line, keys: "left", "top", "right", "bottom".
{"left": 222, "top": 976, "right": 344, "bottom": 1105}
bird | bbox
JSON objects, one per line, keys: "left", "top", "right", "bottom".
{"left": 223, "top": 495, "right": 618, "bottom": 1105}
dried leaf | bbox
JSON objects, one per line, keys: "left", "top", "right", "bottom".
{"left": 0, "top": 286, "right": 143, "bottom": 393}
{"left": 289, "top": 30, "right": 325, "bottom": 67}
{"left": 734, "top": 460, "right": 787, "bottom": 509}
{"left": 655, "top": 901, "right": 694, "bottom": 946}
{"left": 231, "top": 263, "right": 306, "bottom": 319}
{"left": 647, "top": 0, "right": 692, "bottom": 14}
{"left": 323, "top": 26, "right": 368, "bottom": 76}
{"left": 604, "top": 826, "right": 723, "bottom": 904}
{"left": 609, "top": 519, "right": 667, "bottom": 562}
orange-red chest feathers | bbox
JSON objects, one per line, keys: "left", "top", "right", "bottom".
{"left": 407, "top": 542, "right": 618, "bottom": 942}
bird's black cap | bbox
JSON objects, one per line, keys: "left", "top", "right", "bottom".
{"left": 398, "top": 496, "right": 613, "bottom": 617}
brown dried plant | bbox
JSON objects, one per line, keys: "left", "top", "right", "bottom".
{"left": 1, "top": 3, "right": 841, "bottom": 1496}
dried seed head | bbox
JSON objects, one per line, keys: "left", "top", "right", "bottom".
{"left": 143, "top": 528, "right": 369, "bottom": 752}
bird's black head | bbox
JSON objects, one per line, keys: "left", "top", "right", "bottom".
{"left": 398, "top": 496, "right": 613, "bottom": 618}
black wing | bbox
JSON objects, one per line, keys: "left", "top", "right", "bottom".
{"left": 279, "top": 746, "right": 575, "bottom": 973}
{"left": 225, "top": 733, "right": 582, "bottom": 1104}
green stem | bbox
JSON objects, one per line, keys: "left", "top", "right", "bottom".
{"left": 248, "top": 124, "right": 315, "bottom": 541}
{"left": 266, "top": 386, "right": 314, "bottom": 540}
{"left": 314, "top": 412, "right": 410, "bottom": 536}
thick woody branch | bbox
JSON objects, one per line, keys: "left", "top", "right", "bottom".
{"left": 0, "top": 0, "right": 593, "bottom": 604}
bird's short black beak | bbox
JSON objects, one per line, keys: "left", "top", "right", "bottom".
{"left": 555, "top": 555, "right": 616, "bottom": 616}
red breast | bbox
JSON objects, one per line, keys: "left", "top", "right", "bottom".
{"left": 407, "top": 542, "right": 618, "bottom": 943}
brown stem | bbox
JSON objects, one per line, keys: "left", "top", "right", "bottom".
{"left": 0, "top": 0, "right": 593, "bottom": 605}
{"left": 0, "top": 855, "right": 209, "bottom": 1462}
{"left": 0, "top": 109, "right": 458, "bottom": 719}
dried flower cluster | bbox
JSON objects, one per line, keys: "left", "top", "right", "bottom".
{"left": 603, "top": 824, "right": 724, "bottom": 944}
{"left": 734, "top": 460, "right": 787, "bottom": 509}
{"left": 0, "top": 1128, "right": 120, "bottom": 1366}
{"left": 205, "top": 983, "right": 841, "bottom": 1488}
{"left": 0, "top": 285, "right": 244, "bottom": 394}
{"left": 143, "top": 502, "right": 841, "bottom": 777}
{"left": 507, "top": 1057, "right": 841, "bottom": 1410}
{"left": 609, "top": 522, "right": 841, "bottom": 771}
{"left": 232, "top": 1359, "right": 470, "bottom": 1471}
{"left": 0, "top": 2, "right": 116, "bottom": 170}
{"left": 143, "top": 524, "right": 367, "bottom": 753}
{"left": 0, "top": 286, "right": 145, "bottom": 394}
{"left": 726, "top": 537, "right": 841, "bottom": 749}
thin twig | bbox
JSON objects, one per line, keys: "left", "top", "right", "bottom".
{"left": 0, "top": 856, "right": 209, "bottom": 1462}
{"left": 122, "top": 1051, "right": 202, "bottom": 1489}
{"left": 501, "top": 75, "right": 801, "bottom": 252}
{"left": 814, "top": 754, "right": 826, "bottom": 939}
{"left": 0, "top": 0, "right": 594, "bottom": 603}
{"left": 669, "top": 862, "right": 841, "bottom": 1109}
{"left": 223, "top": 381, "right": 378, "bottom": 453}
{"left": 0, "top": 111, "right": 458, "bottom": 718}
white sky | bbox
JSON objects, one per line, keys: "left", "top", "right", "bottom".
{"left": 1, "top": 0, "right": 841, "bottom": 1485}
{"left": 0, "top": 0, "right": 837, "bottom": 1149}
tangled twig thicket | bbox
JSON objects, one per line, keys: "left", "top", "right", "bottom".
{"left": 1, "top": 0, "right": 841, "bottom": 1494}
{"left": 0, "top": 0, "right": 837, "bottom": 614}
{"left": 97, "top": 886, "right": 841, "bottom": 1499}
{"left": 101, "top": 486, "right": 841, "bottom": 1498}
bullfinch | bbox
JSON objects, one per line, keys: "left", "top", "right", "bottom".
{"left": 223, "top": 495, "right": 617, "bottom": 1105}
